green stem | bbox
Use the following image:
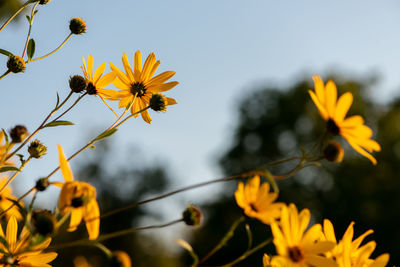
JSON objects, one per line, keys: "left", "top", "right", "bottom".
{"left": 199, "top": 216, "right": 245, "bottom": 263}
{"left": 22, "top": 1, "right": 39, "bottom": 58}
{"left": 0, "top": 70, "right": 11, "bottom": 81}
{"left": 5, "top": 91, "right": 74, "bottom": 161}
{"left": 29, "top": 33, "right": 72, "bottom": 63}
{"left": 219, "top": 238, "right": 272, "bottom": 267}
{"left": 47, "top": 92, "right": 87, "bottom": 124}
{"left": 0, "top": 0, "right": 33, "bottom": 33}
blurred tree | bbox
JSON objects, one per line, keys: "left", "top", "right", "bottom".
{"left": 189, "top": 75, "right": 399, "bottom": 266}
{"left": 51, "top": 142, "right": 183, "bottom": 267}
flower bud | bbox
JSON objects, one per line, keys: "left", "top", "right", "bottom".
{"left": 109, "top": 251, "right": 132, "bottom": 267}
{"left": 149, "top": 93, "right": 168, "bottom": 112}
{"left": 7, "top": 55, "right": 25, "bottom": 73}
{"left": 32, "top": 210, "right": 57, "bottom": 236}
{"left": 39, "top": 0, "right": 51, "bottom": 5}
{"left": 28, "top": 140, "right": 47, "bottom": 159}
{"left": 323, "top": 141, "right": 344, "bottom": 162}
{"left": 9, "top": 125, "right": 28, "bottom": 143}
{"left": 182, "top": 204, "right": 202, "bottom": 226}
{"left": 35, "top": 177, "right": 50, "bottom": 192}
{"left": 69, "top": 75, "right": 87, "bottom": 93}
{"left": 69, "top": 18, "right": 86, "bottom": 35}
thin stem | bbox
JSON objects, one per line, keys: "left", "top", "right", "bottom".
{"left": 48, "top": 92, "right": 87, "bottom": 123}
{"left": 50, "top": 219, "right": 183, "bottom": 250}
{"left": 0, "top": 0, "right": 32, "bottom": 33}
{"left": 0, "top": 156, "right": 31, "bottom": 194}
{"left": 5, "top": 92, "right": 74, "bottom": 161}
{"left": 218, "top": 238, "right": 272, "bottom": 267}
{"left": 0, "top": 70, "right": 11, "bottom": 81}
{"left": 21, "top": 1, "right": 39, "bottom": 58}
{"left": 105, "top": 96, "right": 136, "bottom": 132}
{"left": 29, "top": 33, "right": 72, "bottom": 63}
{"left": 200, "top": 216, "right": 245, "bottom": 263}
{"left": 256, "top": 156, "right": 301, "bottom": 170}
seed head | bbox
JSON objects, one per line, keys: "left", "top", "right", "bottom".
{"left": 7, "top": 55, "right": 25, "bottom": 73}
{"left": 32, "top": 210, "right": 57, "bottom": 236}
{"left": 9, "top": 125, "right": 28, "bottom": 143}
{"left": 149, "top": 93, "right": 168, "bottom": 112}
{"left": 323, "top": 141, "right": 344, "bottom": 162}
{"left": 39, "top": 0, "right": 51, "bottom": 5}
{"left": 182, "top": 204, "right": 202, "bottom": 226}
{"left": 69, "top": 18, "right": 86, "bottom": 35}
{"left": 35, "top": 177, "right": 49, "bottom": 192}
{"left": 28, "top": 139, "right": 47, "bottom": 159}
{"left": 69, "top": 75, "right": 87, "bottom": 93}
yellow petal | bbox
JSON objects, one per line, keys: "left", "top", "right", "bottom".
{"left": 140, "top": 102, "right": 152, "bottom": 124}
{"left": 344, "top": 136, "right": 378, "bottom": 164}
{"left": 68, "top": 208, "right": 83, "bottom": 232}
{"left": 93, "top": 63, "right": 106, "bottom": 84}
{"left": 140, "top": 52, "right": 156, "bottom": 82}
{"left": 148, "top": 81, "right": 179, "bottom": 93}
{"left": 113, "top": 77, "right": 131, "bottom": 90}
{"left": 97, "top": 72, "right": 117, "bottom": 89}
{"left": 81, "top": 56, "right": 88, "bottom": 79}
{"left": 325, "top": 80, "right": 337, "bottom": 118}
{"left": 334, "top": 92, "right": 353, "bottom": 123}
{"left": 57, "top": 145, "right": 74, "bottom": 182}
{"left": 134, "top": 50, "right": 142, "bottom": 82}
{"left": 308, "top": 90, "right": 328, "bottom": 120}
{"left": 146, "top": 71, "right": 176, "bottom": 87}
{"left": 110, "top": 62, "right": 131, "bottom": 85}
{"left": 166, "top": 97, "right": 178, "bottom": 105}
{"left": 341, "top": 115, "right": 364, "bottom": 128}
{"left": 122, "top": 53, "right": 135, "bottom": 82}
{"left": 323, "top": 219, "right": 337, "bottom": 243}
{"left": 312, "top": 75, "right": 325, "bottom": 106}
{"left": 84, "top": 200, "right": 100, "bottom": 240}
{"left": 148, "top": 60, "right": 161, "bottom": 79}
{"left": 6, "top": 216, "right": 17, "bottom": 253}
{"left": 19, "top": 252, "right": 58, "bottom": 265}
{"left": 88, "top": 55, "right": 93, "bottom": 81}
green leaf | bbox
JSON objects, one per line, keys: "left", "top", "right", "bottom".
{"left": 0, "top": 166, "right": 20, "bottom": 173}
{"left": 95, "top": 128, "right": 118, "bottom": 141}
{"left": 0, "top": 49, "right": 12, "bottom": 57}
{"left": 27, "top": 38, "right": 35, "bottom": 61}
{"left": 26, "top": 15, "right": 31, "bottom": 23}
{"left": 55, "top": 93, "right": 60, "bottom": 108}
{"left": 43, "top": 120, "right": 74, "bottom": 128}
{"left": 1, "top": 129, "right": 9, "bottom": 147}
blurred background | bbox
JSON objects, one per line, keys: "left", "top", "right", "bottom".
{"left": 1, "top": 0, "right": 400, "bottom": 266}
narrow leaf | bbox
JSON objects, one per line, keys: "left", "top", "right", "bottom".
{"left": 27, "top": 38, "right": 35, "bottom": 61}
{"left": 95, "top": 128, "right": 118, "bottom": 141}
{"left": 0, "top": 236, "right": 9, "bottom": 250}
{"left": 0, "top": 49, "right": 13, "bottom": 57}
{"left": 55, "top": 93, "right": 60, "bottom": 108}
{"left": 0, "top": 166, "right": 20, "bottom": 173}
{"left": 25, "top": 15, "right": 31, "bottom": 23}
{"left": 43, "top": 120, "right": 74, "bottom": 128}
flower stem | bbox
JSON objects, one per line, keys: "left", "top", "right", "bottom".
{"left": 0, "top": 187, "right": 34, "bottom": 219}
{"left": 29, "top": 33, "right": 72, "bottom": 63}
{"left": 0, "top": 70, "right": 11, "bottom": 81}
{"left": 199, "top": 216, "right": 245, "bottom": 263}
{"left": 22, "top": 1, "right": 39, "bottom": 58}
{"left": 0, "top": 156, "right": 31, "bottom": 194}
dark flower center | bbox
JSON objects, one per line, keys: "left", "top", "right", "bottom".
{"left": 130, "top": 82, "right": 147, "bottom": 97}
{"left": 327, "top": 119, "right": 340, "bottom": 135}
{"left": 288, "top": 246, "right": 304, "bottom": 262}
{"left": 71, "top": 197, "right": 84, "bottom": 208}
{"left": 86, "top": 82, "right": 97, "bottom": 95}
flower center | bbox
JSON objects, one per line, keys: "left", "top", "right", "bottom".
{"left": 71, "top": 196, "right": 84, "bottom": 208}
{"left": 288, "top": 246, "right": 304, "bottom": 262}
{"left": 130, "top": 82, "right": 147, "bottom": 97}
{"left": 86, "top": 82, "right": 97, "bottom": 95}
{"left": 327, "top": 119, "right": 340, "bottom": 135}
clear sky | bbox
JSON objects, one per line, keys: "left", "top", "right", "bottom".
{"left": 1, "top": 0, "right": 400, "bottom": 205}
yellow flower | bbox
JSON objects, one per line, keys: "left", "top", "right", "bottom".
{"left": 234, "top": 175, "right": 284, "bottom": 224}
{"left": 0, "top": 216, "right": 57, "bottom": 266}
{"left": 308, "top": 75, "right": 381, "bottom": 165}
{"left": 0, "top": 177, "right": 23, "bottom": 220}
{"left": 57, "top": 145, "right": 100, "bottom": 240}
{"left": 271, "top": 204, "right": 336, "bottom": 267}
{"left": 323, "top": 219, "right": 389, "bottom": 267}
{"left": 109, "top": 50, "right": 178, "bottom": 123}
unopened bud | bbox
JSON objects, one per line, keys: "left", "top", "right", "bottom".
{"left": 9, "top": 125, "right": 28, "bottom": 143}
{"left": 32, "top": 210, "right": 57, "bottom": 236}
{"left": 149, "top": 93, "right": 168, "bottom": 112}
{"left": 182, "top": 204, "right": 202, "bottom": 226}
{"left": 323, "top": 141, "right": 344, "bottom": 162}
{"left": 7, "top": 55, "right": 25, "bottom": 73}
{"left": 35, "top": 177, "right": 49, "bottom": 192}
{"left": 110, "top": 251, "right": 132, "bottom": 267}
{"left": 69, "top": 75, "right": 87, "bottom": 93}
{"left": 28, "top": 140, "right": 47, "bottom": 158}
{"left": 69, "top": 18, "right": 86, "bottom": 35}
{"left": 39, "top": 0, "right": 51, "bottom": 5}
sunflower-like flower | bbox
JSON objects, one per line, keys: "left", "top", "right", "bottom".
{"left": 0, "top": 177, "right": 23, "bottom": 220}
{"left": 234, "top": 175, "right": 284, "bottom": 225}
{"left": 57, "top": 145, "right": 100, "bottom": 240}
{"left": 323, "top": 219, "right": 389, "bottom": 267}
{"left": 270, "top": 203, "right": 336, "bottom": 267}
{"left": 308, "top": 75, "right": 381, "bottom": 164}
{"left": 109, "top": 50, "right": 178, "bottom": 123}
{"left": 0, "top": 216, "right": 57, "bottom": 266}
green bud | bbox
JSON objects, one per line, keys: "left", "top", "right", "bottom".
{"left": 35, "top": 177, "right": 49, "bottom": 192}
{"left": 28, "top": 140, "right": 47, "bottom": 158}
{"left": 182, "top": 204, "right": 202, "bottom": 226}
{"left": 69, "top": 18, "right": 87, "bottom": 35}
{"left": 7, "top": 55, "right": 25, "bottom": 73}
{"left": 9, "top": 125, "right": 28, "bottom": 143}
{"left": 149, "top": 93, "right": 167, "bottom": 112}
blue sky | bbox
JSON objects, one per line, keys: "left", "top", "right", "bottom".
{"left": 1, "top": 0, "right": 400, "bottom": 205}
